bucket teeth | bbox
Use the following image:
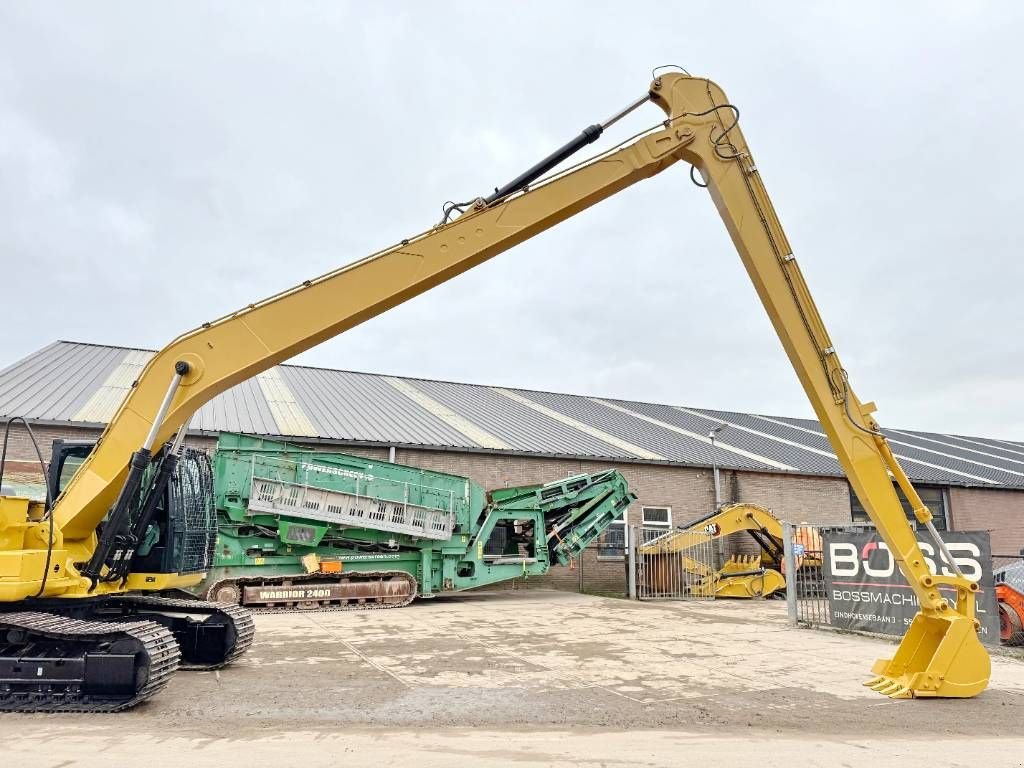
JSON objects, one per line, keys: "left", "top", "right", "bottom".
{"left": 867, "top": 676, "right": 895, "bottom": 692}
{"left": 863, "top": 675, "right": 913, "bottom": 698}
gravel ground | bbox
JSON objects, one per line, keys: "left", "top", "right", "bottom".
{"left": 6, "top": 590, "right": 1024, "bottom": 766}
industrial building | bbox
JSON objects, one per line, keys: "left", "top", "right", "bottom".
{"left": 2, "top": 340, "right": 1023, "bottom": 595}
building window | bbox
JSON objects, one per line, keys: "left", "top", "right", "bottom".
{"left": 641, "top": 506, "right": 672, "bottom": 528}
{"left": 850, "top": 483, "right": 948, "bottom": 531}
{"left": 596, "top": 506, "right": 673, "bottom": 560}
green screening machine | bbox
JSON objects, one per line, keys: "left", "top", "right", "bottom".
{"left": 191, "top": 433, "right": 635, "bottom": 609}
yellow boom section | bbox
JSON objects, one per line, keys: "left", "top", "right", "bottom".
{"left": 52, "top": 120, "right": 694, "bottom": 540}
{"left": 43, "top": 72, "right": 987, "bottom": 697}
{"left": 649, "top": 75, "right": 988, "bottom": 697}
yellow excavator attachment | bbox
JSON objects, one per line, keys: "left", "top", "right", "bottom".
{"left": 714, "top": 555, "right": 786, "bottom": 599}
{"left": 864, "top": 571, "right": 990, "bottom": 698}
{"left": 855, "top": 440, "right": 992, "bottom": 698}
{"left": 637, "top": 505, "right": 794, "bottom": 599}
{"left": 866, "top": 613, "right": 990, "bottom": 698}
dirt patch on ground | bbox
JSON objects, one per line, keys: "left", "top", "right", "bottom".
{"left": 5, "top": 590, "right": 1024, "bottom": 765}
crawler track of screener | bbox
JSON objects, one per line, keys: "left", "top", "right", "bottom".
{"left": 204, "top": 570, "right": 418, "bottom": 613}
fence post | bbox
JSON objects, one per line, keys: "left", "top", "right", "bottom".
{"left": 627, "top": 524, "right": 638, "bottom": 600}
{"left": 783, "top": 521, "right": 797, "bottom": 625}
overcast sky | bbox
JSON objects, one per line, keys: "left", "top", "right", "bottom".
{"left": 1, "top": 2, "right": 1022, "bottom": 439}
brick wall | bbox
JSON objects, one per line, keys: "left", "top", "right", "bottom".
{"left": 0, "top": 423, "right": 104, "bottom": 490}
{"left": 370, "top": 450, "right": 856, "bottom": 595}
{"left": 18, "top": 421, "right": 1024, "bottom": 583}
{"left": 732, "top": 471, "right": 852, "bottom": 525}
{"left": 10, "top": 421, "right": 1024, "bottom": 591}
{"left": 949, "top": 487, "right": 1024, "bottom": 558}
{"left": 1, "top": 422, "right": 862, "bottom": 594}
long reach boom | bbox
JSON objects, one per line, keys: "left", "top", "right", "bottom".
{"left": 8, "top": 71, "right": 990, "bottom": 699}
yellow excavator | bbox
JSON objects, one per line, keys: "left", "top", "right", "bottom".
{"left": 0, "top": 68, "right": 989, "bottom": 709}
{"left": 638, "top": 503, "right": 819, "bottom": 599}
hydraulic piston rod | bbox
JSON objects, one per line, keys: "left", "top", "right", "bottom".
{"left": 82, "top": 362, "right": 190, "bottom": 585}
{"left": 483, "top": 93, "right": 650, "bottom": 205}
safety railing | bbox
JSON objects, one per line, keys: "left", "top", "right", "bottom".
{"left": 783, "top": 522, "right": 1005, "bottom": 649}
{"left": 246, "top": 454, "right": 456, "bottom": 540}
{"left": 782, "top": 521, "right": 830, "bottom": 628}
{"left": 628, "top": 525, "right": 716, "bottom": 601}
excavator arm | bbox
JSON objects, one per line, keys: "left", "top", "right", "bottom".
{"left": 21, "top": 71, "right": 988, "bottom": 697}
{"left": 641, "top": 503, "right": 786, "bottom": 561}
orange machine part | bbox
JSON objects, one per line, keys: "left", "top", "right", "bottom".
{"left": 996, "top": 583, "right": 1024, "bottom": 646}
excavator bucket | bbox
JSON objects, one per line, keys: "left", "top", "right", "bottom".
{"left": 865, "top": 613, "right": 990, "bottom": 698}
{"left": 714, "top": 555, "right": 787, "bottom": 598}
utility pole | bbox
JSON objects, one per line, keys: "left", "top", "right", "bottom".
{"left": 708, "top": 424, "right": 727, "bottom": 510}
{"left": 708, "top": 423, "right": 729, "bottom": 570}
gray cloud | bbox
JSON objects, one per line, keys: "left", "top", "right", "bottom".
{"left": 1, "top": 2, "right": 1022, "bottom": 438}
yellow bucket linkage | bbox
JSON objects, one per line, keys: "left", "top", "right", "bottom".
{"left": 865, "top": 574, "right": 990, "bottom": 698}
{"left": 859, "top": 437, "right": 991, "bottom": 698}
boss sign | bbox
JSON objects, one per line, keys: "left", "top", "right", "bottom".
{"left": 820, "top": 528, "right": 1000, "bottom": 645}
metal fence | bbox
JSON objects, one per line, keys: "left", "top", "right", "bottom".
{"left": 782, "top": 521, "right": 832, "bottom": 628}
{"left": 628, "top": 525, "right": 717, "bottom": 601}
{"left": 784, "top": 523, "right": 1017, "bottom": 639}
{"left": 993, "top": 554, "right": 1024, "bottom": 574}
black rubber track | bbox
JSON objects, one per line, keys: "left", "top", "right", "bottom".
{"left": 110, "top": 595, "right": 256, "bottom": 670}
{"left": 0, "top": 611, "right": 180, "bottom": 713}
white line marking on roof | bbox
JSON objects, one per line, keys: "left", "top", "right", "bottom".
{"left": 986, "top": 437, "right": 1024, "bottom": 450}
{"left": 72, "top": 349, "right": 154, "bottom": 423}
{"left": 492, "top": 388, "right": 665, "bottom": 461}
{"left": 942, "top": 434, "right": 1024, "bottom": 459}
{"left": 675, "top": 408, "right": 837, "bottom": 459}
{"left": 749, "top": 413, "right": 826, "bottom": 437}
{"left": 742, "top": 413, "right": 997, "bottom": 485}
{"left": 387, "top": 378, "right": 510, "bottom": 450}
{"left": 256, "top": 368, "right": 318, "bottom": 437}
{"left": 592, "top": 399, "right": 796, "bottom": 471}
{"left": 887, "top": 429, "right": 1024, "bottom": 474}
{"left": 883, "top": 455, "right": 996, "bottom": 484}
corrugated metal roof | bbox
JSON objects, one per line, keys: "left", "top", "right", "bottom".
{"left": 0, "top": 341, "right": 125, "bottom": 422}
{"left": 414, "top": 378, "right": 628, "bottom": 457}
{"left": 73, "top": 349, "right": 152, "bottom": 423}
{"left": 278, "top": 366, "right": 477, "bottom": 447}
{"left": 1, "top": 340, "right": 1022, "bottom": 489}
{"left": 192, "top": 376, "right": 278, "bottom": 435}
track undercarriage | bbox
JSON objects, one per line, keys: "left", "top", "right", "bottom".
{"left": 203, "top": 570, "right": 418, "bottom": 612}
{"left": 0, "top": 596, "right": 254, "bottom": 712}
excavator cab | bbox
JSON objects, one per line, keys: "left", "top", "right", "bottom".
{"left": 46, "top": 439, "right": 217, "bottom": 578}
{"left": 45, "top": 440, "right": 94, "bottom": 502}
